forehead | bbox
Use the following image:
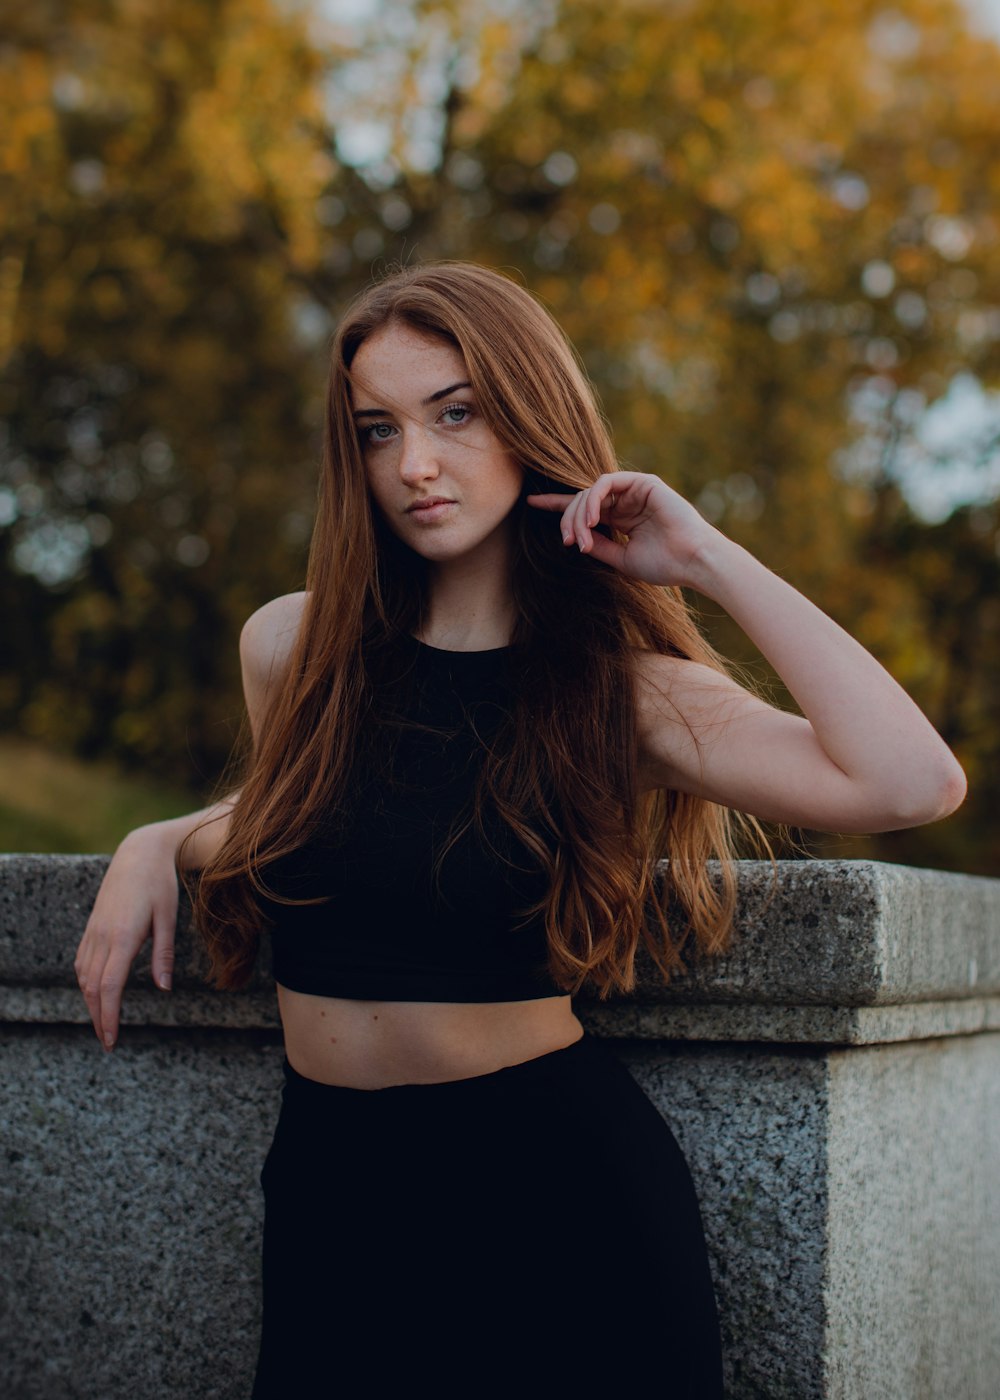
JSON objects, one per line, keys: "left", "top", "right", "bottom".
{"left": 349, "top": 323, "right": 467, "bottom": 406}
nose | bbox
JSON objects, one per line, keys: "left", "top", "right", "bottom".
{"left": 397, "top": 424, "right": 441, "bottom": 485}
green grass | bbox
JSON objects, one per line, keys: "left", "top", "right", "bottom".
{"left": 0, "top": 738, "right": 203, "bottom": 855}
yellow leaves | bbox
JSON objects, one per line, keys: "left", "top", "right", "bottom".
{"left": 702, "top": 172, "right": 743, "bottom": 210}
{"left": 621, "top": 260, "right": 667, "bottom": 312}
{"left": 562, "top": 71, "right": 604, "bottom": 114}
{"left": 31, "top": 1, "right": 335, "bottom": 278}
{"left": 170, "top": 5, "right": 335, "bottom": 265}
{"left": 894, "top": 246, "right": 933, "bottom": 281}
{"left": 183, "top": 89, "right": 264, "bottom": 202}
{"left": 700, "top": 96, "right": 736, "bottom": 135}
{"left": 15, "top": 49, "right": 51, "bottom": 104}
{"left": 0, "top": 253, "right": 24, "bottom": 368}
{"left": 677, "top": 128, "right": 717, "bottom": 176}
{"left": 171, "top": 331, "right": 229, "bottom": 397}
{"left": 581, "top": 272, "right": 611, "bottom": 305}
{"left": 671, "top": 67, "right": 704, "bottom": 105}
{"left": 629, "top": 396, "right": 662, "bottom": 439}
{"left": 451, "top": 105, "right": 490, "bottom": 145}
{"left": 0, "top": 49, "right": 59, "bottom": 176}
{"left": 536, "top": 275, "right": 567, "bottom": 308}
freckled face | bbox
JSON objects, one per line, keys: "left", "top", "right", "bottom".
{"left": 350, "top": 323, "right": 524, "bottom": 567}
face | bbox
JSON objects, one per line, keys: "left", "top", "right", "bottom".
{"left": 350, "top": 322, "right": 524, "bottom": 568}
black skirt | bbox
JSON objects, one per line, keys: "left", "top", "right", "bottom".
{"left": 252, "top": 1030, "right": 723, "bottom": 1397}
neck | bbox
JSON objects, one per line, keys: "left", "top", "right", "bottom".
{"left": 419, "top": 547, "right": 516, "bottom": 652}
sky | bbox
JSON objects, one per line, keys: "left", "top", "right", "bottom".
{"left": 965, "top": 0, "right": 1000, "bottom": 37}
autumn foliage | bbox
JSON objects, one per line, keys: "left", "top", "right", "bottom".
{"left": 1, "top": 0, "right": 997, "bottom": 872}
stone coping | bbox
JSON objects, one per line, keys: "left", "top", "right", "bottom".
{"left": 2, "top": 985, "right": 998, "bottom": 1047}
{"left": 1, "top": 855, "right": 998, "bottom": 1046}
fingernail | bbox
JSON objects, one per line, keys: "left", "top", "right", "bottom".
{"left": 159, "top": 973, "right": 172, "bottom": 991}
{"left": 104, "top": 1033, "right": 114, "bottom": 1049}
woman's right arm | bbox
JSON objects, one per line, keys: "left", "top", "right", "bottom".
{"left": 74, "top": 794, "right": 239, "bottom": 1052}
{"left": 74, "top": 589, "right": 307, "bottom": 1052}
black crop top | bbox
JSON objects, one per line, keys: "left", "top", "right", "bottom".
{"left": 259, "top": 633, "right": 567, "bottom": 1002}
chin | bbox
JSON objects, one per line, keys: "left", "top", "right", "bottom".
{"left": 410, "top": 540, "right": 477, "bottom": 564}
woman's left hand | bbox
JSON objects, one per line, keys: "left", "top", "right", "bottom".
{"left": 526, "top": 471, "right": 719, "bottom": 587}
{"left": 528, "top": 475, "right": 966, "bottom": 834}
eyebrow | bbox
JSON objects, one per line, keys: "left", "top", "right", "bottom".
{"left": 352, "top": 381, "right": 472, "bottom": 419}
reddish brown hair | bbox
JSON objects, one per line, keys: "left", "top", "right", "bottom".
{"left": 187, "top": 261, "right": 764, "bottom": 996}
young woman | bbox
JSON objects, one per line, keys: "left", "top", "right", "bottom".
{"left": 75, "top": 262, "right": 965, "bottom": 1396}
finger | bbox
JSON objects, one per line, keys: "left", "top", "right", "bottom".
{"left": 573, "top": 489, "right": 597, "bottom": 553}
{"left": 98, "top": 948, "right": 134, "bottom": 1051}
{"left": 577, "top": 529, "right": 627, "bottom": 571}
{"left": 523, "top": 492, "right": 581, "bottom": 544}
{"left": 151, "top": 910, "right": 176, "bottom": 993}
{"left": 523, "top": 493, "right": 578, "bottom": 512}
{"left": 77, "top": 941, "right": 110, "bottom": 1049}
{"left": 585, "top": 475, "right": 625, "bottom": 528}
{"left": 525, "top": 487, "right": 617, "bottom": 551}
{"left": 558, "top": 492, "right": 586, "bottom": 546}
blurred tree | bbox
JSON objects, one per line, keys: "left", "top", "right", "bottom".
{"left": 852, "top": 494, "right": 1000, "bottom": 874}
{"left": 408, "top": 0, "right": 1000, "bottom": 871}
{"left": 1, "top": 0, "right": 997, "bottom": 873}
{"left": 0, "top": 0, "right": 355, "bottom": 779}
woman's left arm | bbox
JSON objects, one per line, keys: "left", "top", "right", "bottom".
{"left": 527, "top": 472, "right": 967, "bottom": 833}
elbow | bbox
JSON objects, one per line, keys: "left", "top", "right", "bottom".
{"left": 883, "top": 754, "right": 968, "bottom": 830}
{"left": 934, "top": 758, "right": 968, "bottom": 820}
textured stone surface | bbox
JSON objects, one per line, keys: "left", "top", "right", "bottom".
{"left": 2, "top": 855, "right": 999, "bottom": 1399}
{"left": 0, "top": 1026, "right": 282, "bottom": 1400}
{"left": 5, "top": 986, "right": 999, "bottom": 1047}
{"left": 3, "top": 854, "right": 999, "bottom": 1006}
{"left": 1, "top": 1024, "right": 834, "bottom": 1400}
{"left": 618, "top": 1042, "right": 832, "bottom": 1400}
{"left": 0, "top": 985, "right": 282, "bottom": 1031}
{"left": 824, "top": 1035, "right": 1000, "bottom": 1400}
{"left": 582, "top": 995, "right": 1000, "bottom": 1045}
{"left": 634, "top": 859, "right": 1000, "bottom": 1006}
{"left": 7, "top": 1021, "right": 997, "bottom": 1399}
{"left": 0, "top": 854, "right": 275, "bottom": 993}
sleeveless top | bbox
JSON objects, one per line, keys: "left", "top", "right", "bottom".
{"left": 259, "top": 633, "right": 567, "bottom": 1001}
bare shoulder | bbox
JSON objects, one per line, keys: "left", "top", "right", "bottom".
{"left": 240, "top": 593, "right": 309, "bottom": 742}
{"left": 240, "top": 592, "right": 308, "bottom": 680}
{"left": 630, "top": 649, "right": 774, "bottom": 791}
{"left": 631, "top": 649, "right": 758, "bottom": 718}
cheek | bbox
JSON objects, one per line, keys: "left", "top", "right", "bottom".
{"left": 501, "top": 461, "right": 526, "bottom": 504}
{"left": 363, "top": 461, "right": 392, "bottom": 506}
{"left": 363, "top": 471, "right": 397, "bottom": 529}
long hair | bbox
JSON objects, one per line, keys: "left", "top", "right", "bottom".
{"left": 187, "top": 261, "right": 766, "bottom": 996}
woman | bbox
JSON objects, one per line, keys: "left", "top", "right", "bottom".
{"left": 75, "top": 262, "right": 965, "bottom": 1396}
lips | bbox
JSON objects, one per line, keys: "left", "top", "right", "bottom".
{"left": 406, "top": 497, "right": 456, "bottom": 513}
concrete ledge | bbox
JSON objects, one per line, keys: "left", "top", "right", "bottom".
{"left": 0, "top": 985, "right": 282, "bottom": 1030}
{"left": 589, "top": 993, "right": 1000, "bottom": 1045}
{"left": 3, "top": 854, "right": 999, "bottom": 1399}
{"left": 3, "top": 985, "right": 999, "bottom": 1046}
{"left": 3, "top": 853, "right": 998, "bottom": 1044}
{"left": 646, "top": 858, "right": 1000, "bottom": 1005}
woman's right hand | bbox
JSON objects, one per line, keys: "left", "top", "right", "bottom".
{"left": 74, "top": 824, "right": 180, "bottom": 1051}
{"left": 72, "top": 592, "right": 293, "bottom": 1052}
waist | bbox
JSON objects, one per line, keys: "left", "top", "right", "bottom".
{"left": 276, "top": 983, "right": 583, "bottom": 1090}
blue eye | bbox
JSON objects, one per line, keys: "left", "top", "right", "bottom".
{"left": 359, "top": 403, "right": 473, "bottom": 447}
{"left": 361, "top": 422, "right": 396, "bottom": 445}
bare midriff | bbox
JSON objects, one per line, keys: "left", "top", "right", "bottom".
{"left": 277, "top": 985, "right": 585, "bottom": 1089}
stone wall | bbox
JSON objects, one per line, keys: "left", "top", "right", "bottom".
{"left": 1, "top": 856, "right": 998, "bottom": 1399}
